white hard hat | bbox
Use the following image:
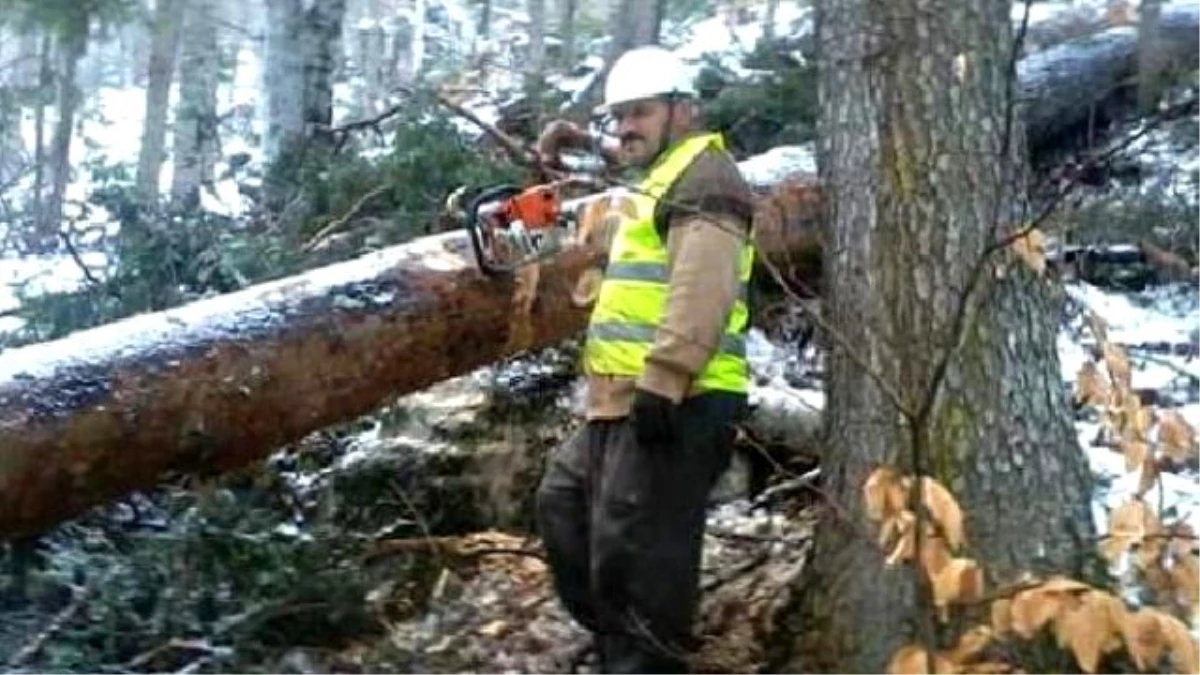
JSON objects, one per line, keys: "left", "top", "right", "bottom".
{"left": 603, "top": 46, "right": 697, "bottom": 109}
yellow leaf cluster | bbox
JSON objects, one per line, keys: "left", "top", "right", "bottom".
{"left": 887, "top": 628, "right": 1017, "bottom": 675}
{"left": 1074, "top": 320, "right": 1200, "bottom": 625}
{"left": 1159, "top": 410, "right": 1199, "bottom": 464}
{"left": 989, "top": 576, "right": 1200, "bottom": 674}
{"left": 1101, "top": 499, "right": 1160, "bottom": 563}
{"left": 865, "top": 468, "right": 987, "bottom": 632}
{"left": 1009, "top": 227, "right": 1047, "bottom": 275}
{"left": 864, "top": 468, "right": 967, "bottom": 579}
{"left": 872, "top": 301, "right": 1199, "bottom": 675}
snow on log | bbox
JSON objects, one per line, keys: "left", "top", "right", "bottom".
{"left": 0, "top": 188, "right": 823, "bottom": 540}
{"left": 1019, "top": 0, "right": 1199, "bottom": 151}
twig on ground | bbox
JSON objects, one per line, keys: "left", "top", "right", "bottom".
{"left": 6, "top": 583, "right": 89, "bottom": 669}
{"left": 751, "top": 467, "right": 822, "bottom": 509}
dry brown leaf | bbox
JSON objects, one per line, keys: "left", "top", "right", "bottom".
{"left": 865, "top": 466, "right": 903, "bottom": 521}
{"left": 1054, "top": 590, "right": 1126, "bottom": 673}
{"left": 991, "top": 597, "right": 1013, "bottom": 637}
{"left": 1122, "top": 607, "right": 1168, "bottom": 671}
{"left": 1009, "top": 579, "right": 1090, "bottom": 639}
{"left": 920, "top": 535, "right": 953, "bottom": 579}
{"left": 1154, "top": 608, "right": 1200, "bottom": 674}
{"left": 1168, "top": 557, "right": 1200, "bottom": 618}
{"left": 1104, "top": 342, "right": 1133, "bottom": 390}
{"left": 1011, "top": 588, "right": 1066, "bottom": 638}
{"left": 1136, "top": 453, "right": 1160, "bottom": 499}
{"left": 1160, "top": 410, "right": 1199, "bottom": 463}
{"left": 1136, "top": 512, "right": 1167, "bottom": 569}
{"left": 1103, "top": 500, "right": 1153, "bottom": 562}
{"left": 948, "top": 625, "right": 993, "bottom": 664}
{"left": 917, "top": 476, "right": 966, "bottom": 550}
{"left": 1010, "top": 227, "right": 1047, "bottom": 275}
{"left": 1130, "top": 403, "right": 1156, "bottom": 440}
{"left": 1122, "top": 437, "right": 1151, "bottom": 474}
{"left": 1087, "top": 310, "right": 1110, "bottom": 344}
{"left": 1076, "top": 361, "right": 1109, "bottom": 407}
{"left": 932, "top": 558, "right": 979, "bottom": 613}
{"left": 886, "top": 522, "right": 916, "bottom": 567}
{"left": 886, "top": 644, "right": 954, "bottom": 674}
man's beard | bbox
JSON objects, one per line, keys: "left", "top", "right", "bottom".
{"left": 621, "top": 134, "right": 656, "bottom": 168}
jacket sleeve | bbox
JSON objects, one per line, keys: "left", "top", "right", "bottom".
{"left": 635, "top": 150, "right": 754, "bottom": 403}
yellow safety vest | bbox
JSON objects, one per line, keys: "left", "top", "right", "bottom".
{"left": 582, "top": 132, "right": 755, "bottom": 394}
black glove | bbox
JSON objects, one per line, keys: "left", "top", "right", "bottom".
{"left": 631, "top": 388, "right": 680, "bottom": 446}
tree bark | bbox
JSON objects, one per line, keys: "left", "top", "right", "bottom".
{"left": 170, "top": 0, "right": 221, "bottom": 208}
{"left": 774, "top": 0, "right": 1100, "bottom": 672}
{"left": 558, "top": 0, "right": 576, "bottom": 71}
{"left": 41, "top": 23, "right": 88, "bottom": 249}
{"left": 135, "top": 0, "right": 184, "bottom": 204}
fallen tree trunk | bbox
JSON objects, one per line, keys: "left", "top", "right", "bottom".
{"left": 0, "top": 11, "right": 1198, "bottom": 540}
{"left": 1019, "top": 0, "right": 1199, "bottom": 152}
{"left": 0, "top": 203, "right": 824, "bottom": 540}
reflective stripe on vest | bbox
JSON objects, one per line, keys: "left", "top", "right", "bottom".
{"left": 582, "top": 132, "right": 755, "bottom": 395}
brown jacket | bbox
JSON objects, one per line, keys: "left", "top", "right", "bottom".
{"left": 584, "top": 137, "right": 755, "bottom": 419}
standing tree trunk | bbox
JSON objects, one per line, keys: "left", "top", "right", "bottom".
{"left": 775, "top": 0, "right": 1099, "bottom": 671}
{"left": 564, "top": 0, "right": 662, "bottom": 117}
{"left": 263, "top": 0, "right": 307, "bottom": 167}
{"left": 1137, "top": 0, "right": 1167, "bottom": 114}
{"left": 262, "top": 0, "right": 345, "bottom": 210}
{"left": 526, "top": 0, "right": 546, "bottom": 105}
{"left": 135, "top": 0, "right": 184, "bottom": 204}
{"left": 558, "top": 0, "right": 576, "bottom": 71}
{"left": 41, "top": 20, "right": 88, "bottom": 250}
{"left": 31, "top": 32, "right": 51, "bottom": 229}
{"left": 763, "top": 0, "right": 779, "bottom": 40}
{"left": 302, "top": 0, "right": 346, "bottom": 146}
{"left": 171, "top": 0, "right": 220, "bottom": 208}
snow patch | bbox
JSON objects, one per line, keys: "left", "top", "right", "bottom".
{"left": 737, "top": 144, "right": 817, "bottom": 187}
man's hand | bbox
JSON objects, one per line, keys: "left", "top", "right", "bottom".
{"left": 536, "top": 120, "right": 591, "bottom": 169}
{"left": 631, "top": 388, "right": 680, "bottom": 446}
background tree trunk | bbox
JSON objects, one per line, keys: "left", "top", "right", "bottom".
{"left": 775, "top": 0, "right": 1099, "bottom": 671}
{"left": 41, "top": 22, "right": 88, "bottom": 250}
{"left": 135, "top": 0, "right": 184, "bottom": 204}
{"left": 558, "top": 0, "right": 576, "bottom": 71}
{"left": 1137, "top": 0, "right": 1167, "bottom": 114}
{"left": 171, "top": 0, "right": 221, "bottom": 208}
{"left": 263, "top": 0, "right": 306, "bottom": 166}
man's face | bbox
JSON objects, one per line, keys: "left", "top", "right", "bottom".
{"left": 609, "top": 98, "right": 673, "bottom": 168}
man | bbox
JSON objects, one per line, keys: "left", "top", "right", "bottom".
{"left": 533, "top": 45, "right": 756, "bottom": 673}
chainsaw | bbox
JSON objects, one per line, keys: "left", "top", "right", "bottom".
{"left": 455, "top": 151, "right": 615, "bottom": 275}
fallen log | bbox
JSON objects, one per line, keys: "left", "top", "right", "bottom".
{"left": 1, "top": 11, "right": 1198, "bottom": 540}
{"left": 0, "top": 195, "right": 823, "bottom": 540}
{"left": 1019, "top": 0, "right": 1199, "bottom": 152}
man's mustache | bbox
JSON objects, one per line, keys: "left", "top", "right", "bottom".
{"left": 620, "top": 133, "right": 644, "bottom": 144}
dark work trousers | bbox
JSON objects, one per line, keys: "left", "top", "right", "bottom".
{"left": 535, "top": 392, "right": 747, "bottom": 673}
